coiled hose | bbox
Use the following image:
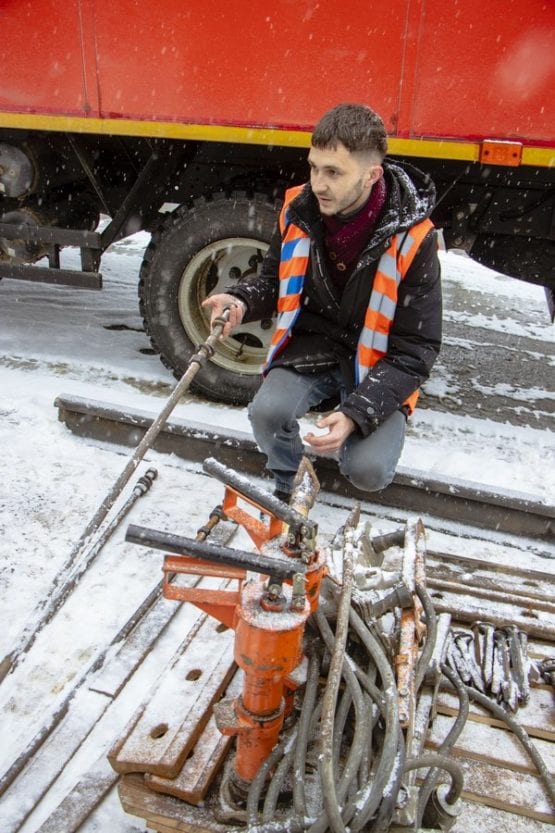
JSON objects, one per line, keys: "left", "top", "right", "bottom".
{"left": 229, "top": 542, "right": 555, "bottom": 833}
{"left": 234, "top": 533, "right": 449, "bottom": 833}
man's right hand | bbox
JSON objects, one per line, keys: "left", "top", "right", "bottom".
{"left": 201, "top": 293, "right": 246, "bottom": 338}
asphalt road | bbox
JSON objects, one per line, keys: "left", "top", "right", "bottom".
{"left": 419, "top": 269, "right": 554, "bottom": 431}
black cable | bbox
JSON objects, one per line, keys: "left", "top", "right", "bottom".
{"left": 452, "top": 680, "right": 555, "bottom": 807}
{"left": 403, "top": 753, "right": 464, "bottom": 805}
{"left": 414, "top": 581, "right": 438, "bottom": 692}
{"left": 416, "top": 663, "right": 469, "bottom": 827}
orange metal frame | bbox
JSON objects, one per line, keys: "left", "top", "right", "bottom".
{"left": 159, "top": 484, "right": 326, "bottom": 785}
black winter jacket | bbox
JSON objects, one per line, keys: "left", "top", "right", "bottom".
{"left": 228, "top": 160, "right": 442, "bottom": 436}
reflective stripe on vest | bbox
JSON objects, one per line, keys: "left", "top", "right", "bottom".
{"left": 265, "top": 186, "right": 434, "bottom": 414}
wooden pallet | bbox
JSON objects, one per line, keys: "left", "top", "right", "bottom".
{"left": 108, "top": 615, "right": 236, "bottom": 779}
{"left": 111, "top": 539, "right": 555, "bottom": 832}
{"left": 427, "top": 686, "right": 555, "bottom": 823}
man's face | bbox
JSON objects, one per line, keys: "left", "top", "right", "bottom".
{"left": 308, "top": 142, "right": 383, "bottom": 217}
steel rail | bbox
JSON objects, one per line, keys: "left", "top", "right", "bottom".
{"left": 54, "top": 392, "right": 554, "bottom": 542}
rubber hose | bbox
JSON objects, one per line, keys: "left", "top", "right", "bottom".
{"left": 332, "top": 686, "right": 353, "bottom": 775}
{"left": 293, "top": 651, "right": 321, "bottom": 818}
{"left": 366, "top": 729, "right": 406, "bottom": 833}
{"left": 315, "top": 531, "right": 355, "bottom": 833}
{"left": 308, "top": 609, "right": 370, "bottom": 833}
{"left": 414, "top": 581, "right": 438, "bottom": 692}
{"left": 246, "top": 726, "right": 298, "bottom": 827}
{"left": 348, "top": 608, "right": 400, "bottom": 831}
{"left": 455, "top": 681, "right": 555, "bottom": 807}
{"left": 403, "top": 753, "right": 464, "bottom": 805}
{"left": 416, "top": 663, "right": 469, "bottom": 827}
{"left": 357, "top": 692, "right": 375, "bottom": 786}
{"left": 352, "top": 664, "right": 387, "bottom": 717}
{"left": 262, "top": 743, "right": 296, "bottom": 822}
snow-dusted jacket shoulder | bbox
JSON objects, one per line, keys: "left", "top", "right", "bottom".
{"left": 228, "top": 160, "right": 442, "bottom": 436}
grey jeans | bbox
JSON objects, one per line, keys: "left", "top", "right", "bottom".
{"left": 248, "top": 366, "right": 407, "bottom": 494}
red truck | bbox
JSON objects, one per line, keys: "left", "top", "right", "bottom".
{"left": 1, "top": 0, "right": 553, "bottom": 404}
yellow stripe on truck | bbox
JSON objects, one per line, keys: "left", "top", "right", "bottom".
{"left": 0, "top": 112, "right": 552, "bottom": 168}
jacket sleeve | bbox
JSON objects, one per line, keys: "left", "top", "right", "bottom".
{"left": 340, "top": 230, "right": 442, "bottom": 436}
{"left": 224, "top": 225, "right": 281, "bottom": 321}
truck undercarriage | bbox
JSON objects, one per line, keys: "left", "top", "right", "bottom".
{"left": 1, "top": 129, "right": 553, "bottom": 404}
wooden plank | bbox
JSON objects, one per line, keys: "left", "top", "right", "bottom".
{"left": 452, "top": 798, "right": 555, "bottom": 832}
{"left": 528, "top": 641, "right": 555, "bottom": 662}
{"left": 427, "top": 713, "right": 555, "bottom": 775}
{"left": 146, "top": 714, "right": 232, "bottom": 805}
{"left": 34, "top": 755, "right": 117, "bottom": 833}
{"left": 427, "top": 558, "right": 555, "bottom": 607}
{"left": 146, "top": 672, "right": 243, "bottom": 804}
{"left": 456, "top": 756, "right": 554, "bottom": 822}
{"left": 436, "top": 687, "right": 555, "bottom": 741}
{"left": 428, "top": 589, "right": 555, "bottom": 641}
{"left": 118, "top": 773, "right": 229, "bottom": 833}
{"left": 425, "top": 528, "right": 555, "bottom": 575}
{"left": 109, "top": 616, "right": 235, "bottom": 778}
{"left": 0, "top": 689, "right": 108, "bottom": 833}
{"left": 88, "top": 589, "right": 184, "bottom": 697}
{"left": 0, "top": 577, "right": 209, "bottom": 833}
{"left": 428, "top": 576, "right": 555, "bottom": 615}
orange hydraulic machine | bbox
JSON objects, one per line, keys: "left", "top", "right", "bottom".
{"left": 125, "top": 456, "right": 326, "bottom": 796}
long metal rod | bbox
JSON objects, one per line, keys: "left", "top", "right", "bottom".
{"left": 1, "top": 310, "right": 229, "bottom": 684}
{"left": 125, "top": 524, "right": 304, "bottom": 579}
{"left": 0, "top": 505, "right": 237, "bottom": 804}
{"left": 71, "top": 309, "right": 230, "bottom": 552}
{"left": 0, "top": 468, "right": 157, "bottom": 683}
{"left": 203, "top": 456, "right": 318, "bottom": 535}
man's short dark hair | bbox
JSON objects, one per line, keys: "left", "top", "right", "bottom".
{"left": 312, "top": 103, "right": 388, "bottom": 159}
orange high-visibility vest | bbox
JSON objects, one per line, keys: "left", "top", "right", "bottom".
{"left": 265, "top": 185, "right": 434, "bottom": 413}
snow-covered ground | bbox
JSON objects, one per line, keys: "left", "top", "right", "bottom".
{"left": 0, "top": 232, "right": 553, "bottom": 832}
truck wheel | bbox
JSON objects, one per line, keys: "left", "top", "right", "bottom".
{"left": 139, "top": 192, "right": 279, "bottom": 405}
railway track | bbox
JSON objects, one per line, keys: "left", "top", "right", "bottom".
{"left": 54, "top": 392, "right": 554, "bottom": 542}
{"left": 0, "top": 394, "right": 553, "bottom": 832}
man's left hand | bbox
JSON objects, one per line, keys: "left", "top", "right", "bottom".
{"left": 303, "top": 412, "right": 356, "bottom": 453}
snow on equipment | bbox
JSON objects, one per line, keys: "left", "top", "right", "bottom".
{"left": 111, "top": 457, "right": 555, "bottom": 832}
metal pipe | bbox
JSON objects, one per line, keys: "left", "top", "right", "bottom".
{"left": 203, "top": 457, "right": 318, "bottom": 536}
{"left": 0, "top": 467, "right": 157, "bottom": 683}
{"left": 125, "top": 524, "right": 303, "bottom": 579}
{"left": 54, "top": 309, "right": 231, "bottom": 582}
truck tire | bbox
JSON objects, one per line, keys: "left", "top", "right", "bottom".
{"left": 139, "top": 191, "right": 279, "bottom": 405}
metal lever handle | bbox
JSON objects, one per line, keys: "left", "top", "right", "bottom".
{"left": 202, "top": 457, "right": 318, "bottom": 535}
{"left": 126, "top": 523, "right": 305, "bottom": 580}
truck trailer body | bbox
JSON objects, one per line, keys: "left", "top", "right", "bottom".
{"left": 1, "top": 0, "right": 553, "bottom": 404}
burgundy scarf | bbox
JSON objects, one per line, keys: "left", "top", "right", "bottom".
{"left": 322, "top": 176, "right": 387, "bottom": 290}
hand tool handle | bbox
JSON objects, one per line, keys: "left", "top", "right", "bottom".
{"left": 126, "top": 523, "right": 304, "bottom": 580}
